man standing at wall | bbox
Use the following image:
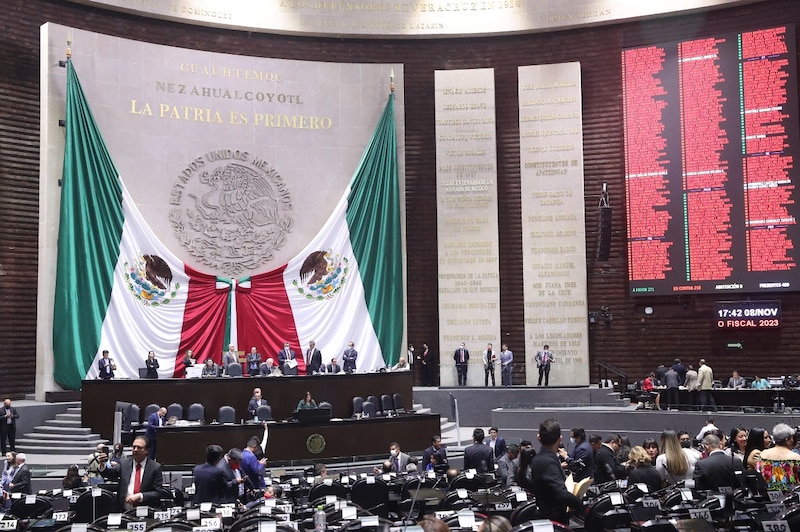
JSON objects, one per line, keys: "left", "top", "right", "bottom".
{"left": 535, "top": 345, "right": 554, "bottom": 386}
{"left": 454, "top": 343, "right": 469, "bottom": 386}
{"left": 697, "top": 359, "right": 717, "bottom": 412}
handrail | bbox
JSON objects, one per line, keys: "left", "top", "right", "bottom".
{"left": 596, "top": 360, "right": 630, "bottom": 395}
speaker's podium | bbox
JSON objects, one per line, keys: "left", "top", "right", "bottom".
{"left": 291, "top": 408, "right": 331, "bottom": 423}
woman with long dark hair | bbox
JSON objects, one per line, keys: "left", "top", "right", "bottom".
{"left": 514, "top": 447, "right": 536, "bottom": 490}
{"left": 743, "top": 427, "right": 771, "bottom": 470}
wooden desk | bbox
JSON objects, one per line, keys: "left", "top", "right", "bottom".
{"left": 677, "top": 388, "right": 800, "bottom": 409}
{"left": 81, "top": 372, "right": 413, "bottom": 440}
{"left": 154, "top": 414, "right": 441, "bottom": 466}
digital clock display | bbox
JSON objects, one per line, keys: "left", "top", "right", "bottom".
{"left": 715, "top": 300, "right": 781, "bottom": 328}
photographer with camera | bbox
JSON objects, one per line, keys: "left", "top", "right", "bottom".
{"left": 87, "top": 442, "right": 110, "bottom": 481}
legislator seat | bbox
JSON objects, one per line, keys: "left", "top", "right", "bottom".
{"left": 255, "top": 404, "right": 273, "bottom": 421}
{"left": 362, "top": 401, "right": 377, "bottom": 418}
{"left": 226, "top": 362, "right": 243, "bottom": 377}
{"left": 392, "top": 393, "right": 405, "bottom": 414}
{"left": 218, "top": 405, "right": 236, "bottom": 424}
{"left": 380, "top": 394, "right": 394, "bottom": 416}
{"left": 166, "top": 402, "right": 183, "bottom": 420}
{"left": 366, "top": 395, "right": 381, "bottom": 415}
{"left": 352, "top": 396, "right": 364, "bottom": 418}
{"left": 143, "top": 403, "right": 160, "bottom": 422}
{"left": 187, "top": 402, "right": 205, "bottom": 423}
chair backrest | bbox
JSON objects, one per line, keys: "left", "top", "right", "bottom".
{"left": 362, "top": 401, "right": 377, "bottom": 418}
{"left": 449, "top": 472, "right": 487, "bottom": 492}
{"left": 366, "top": 395, "right": 381, "bottom": 413}
{"left": 350, "top": 477, "right": 389, "bottom": 513}
{"left": 10, "top": 496, "right": 53, "bottom": 519}
{"left": 256, "top": 405, "right": 273, "bottom": 421}
{"left": 143, "top": 403, "right": 160, "bottom": 421}
{"left": 227, "top": 362, "right": 243, "bottom": 377}
{"left": 352, "top": 396, "right": 364, "bottom": 415}
{"left": 308, "top": 480, "right": 349, "bottom": 502}
{"left": 128, "top": 403, "right": 141, "bottom": 425}
{"left": 392, "top": 393, "right": 404, "bottom": 412}
{"left": 318, "top": 401, "right": 332, "bottom": 415}
{"left": 380, "top": 394, "right": 394, "bottom": 414}
{"left": 187, "top": 403, "right": 205, "bottom": 423}
{"left": 74, "top": 489, "right": 116, "bottom": 523}
{"left": 218, "top": 405, "right": 236, "bottom": 424}
{"left": 166, "top": 403, "right": 183, "bottom": 420}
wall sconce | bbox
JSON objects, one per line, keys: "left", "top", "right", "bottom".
{"left": 601, "top": 306, "right": 613, "bottom": 326}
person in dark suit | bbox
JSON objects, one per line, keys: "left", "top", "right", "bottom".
{"left": 594, "top": 433, "right": 628, "bottom": 484}
{"left": 217, "top": 448, "right": 253, "bottom": 504}
{"left": 486, "top": 427, "right": 507, "bottom": 462}
{"left": 342, "top": 342, "right": 358, "bottom": 373}
{"left": 693, "top": 433, "right": 744, "bottom": 491}
{"left": 454, "top": 343, "right": 469, "bottom": 386}
{"left": 144, "top": 351, "right": 159, "bottom": 379}
{"left": 530, "top": 419, "right": 583, "bottom": 526}
{"left": 192, "top": 445, "right": 227, "bottom": 504}
{"left": 463, "top": 428, "right": 494, "bottom": 473}
{"left": 98, "top": 350, "right": 115, "bottom": 380}
{"left": 627, "top": 446, "right": 663, "bottom": 493}
{"left": 305, "top": 341, "right": 322, "bottom": 375}
{"left": 145, "top": 407, "right": 166, "bottom": 460}
{"left": 277, "top": 341, "right": 298, "bottom": 376}
{"left": 559, "top": 427, "right": 595, "bottom": 482}
{"left": 246, "top": 347, "right": 262, "bottom": 377}
{"left": 247, "top": 388, "right": 268, "bottom": 419}
{"left": 326, "top": 358, "right": 342, "bottom": 374}
{"left": 99, "top": 435, "right": 164, "bottom": 510}
{"left": 1, "top": 399, "right": 19, "bottom": 454}
{"left": 422, "top": 435, "right": 448, "bottom": 468}
{"left": 7, "top": 452, "right": 31, "bottom": 495}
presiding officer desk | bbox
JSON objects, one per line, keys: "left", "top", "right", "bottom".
{"left": 81, "top": 372, "right": 439, "bottom": 466}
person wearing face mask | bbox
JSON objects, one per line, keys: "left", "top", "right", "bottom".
{"left": 558, "top": 426, "right": 594, "bottom": 481}
{"left": 375, "top": 442, "right": 410, "bottom": 473}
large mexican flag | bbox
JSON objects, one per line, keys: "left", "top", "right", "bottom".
{"left": 52, "top": 59, "right": 403, "bottom": 390}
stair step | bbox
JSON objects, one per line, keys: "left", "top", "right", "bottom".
{"left": 16, "top": 437, "right": 106, "bottom": 447}
{"left": 15, "top": 445, "right": 102, "bottom": 455}
{"left": 44, "top": 419, "right": 82, "bottom": 427}
{"left": 67, "top": 407, "right": 83, "bottom": 414}
{"left": 415, "top": 407, "right": 432, "bottom": 415}
{"left": 23, "top": 432, "right": 103, "bottom": 441}
{"left": 34, "top": 425, "right": 92, "bottom": 435}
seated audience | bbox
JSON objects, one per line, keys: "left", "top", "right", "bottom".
{"left": 296, "top": 391, "right": 318, "bottom": 411}
{"left": 627, "top": 445, "right": 662, "bottom": 493}
{"left": 758, "top": 423, "right": 800, "bottom": 491}
{"left": 744, "top": 427, "right": 771, "bottom": 471}
{"left": 656, "top": 429, "right": 695, "bottom": 485}
{"left": 62, "top": 464, "right": 87, "bottom": 489}
{"left": 693, "top": 433, "right": 744, "bottom": 491}
{"left": 201, "top": 358, "right": 219, "bottom": 378}
{"left": 727, "top": 370, "right": 746, "bottom": 389}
